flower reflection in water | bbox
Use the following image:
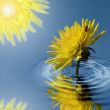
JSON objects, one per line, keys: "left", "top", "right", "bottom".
{"left": 46, "top": 73, "right": 101, "bottom": 110}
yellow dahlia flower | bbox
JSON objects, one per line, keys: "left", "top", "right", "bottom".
{"left": 0, "top": 0, "right": 49, "bottom": 46}
{"left": 0, "top": 98, "right": 27, "bottom": 110}
{"left": 47, "top": 74, "right": 101, "bottom": 110}
{"left": 47, "top": 19, "right": 106, "bottom": 71}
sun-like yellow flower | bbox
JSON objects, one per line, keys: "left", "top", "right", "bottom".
{"left": 0, "top": 0, "right": 49, "bottom": 46}
{"left": 47, "top": 74, "right": 101, "bottom": 110}
{"left": 0, "top": 98, "right": 27, "bottom": 110}
{"left": 47, "top": 19, "right": 106, "bottom": 71}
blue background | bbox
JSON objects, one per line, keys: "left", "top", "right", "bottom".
{"left": 0, "top": 0, "right": 109, "bottom": 110}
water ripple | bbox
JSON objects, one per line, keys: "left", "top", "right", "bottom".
{"left": 34, "top": 59, "right": 110, "bottom": 110}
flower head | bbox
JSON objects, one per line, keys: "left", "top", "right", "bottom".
{"left": 0, "top": 0, "right": 49, "bottom": 46}
{"left": 47, "top": 19, "right": 106, "bottom": 71}
{"left": 0, "top": 98, "right": 27, "bottom": 110}
{"left": 47, "top": 74, "right": 101, "bottom": 110}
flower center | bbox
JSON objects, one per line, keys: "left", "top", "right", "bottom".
{"left": 2, "top": 4, "right": 15, "bottom": 18}
{"left": 81, "top": 47, "right": 90, "bottom": 61}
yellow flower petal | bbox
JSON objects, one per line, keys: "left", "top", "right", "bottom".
{"left": 0, "top": 0, "right": 49, "bottom": 45}
{"left": 89, "top": 31, "right": 106, "bottom": 45}
{"left": 47, "top": 19, "right": 106, "bottom": 70}
{"left": 0, "top": 98, "right": 27, "bottom": 110}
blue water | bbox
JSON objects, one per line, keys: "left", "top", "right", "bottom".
{"left": 33, "top": 59, "right": 110, "bottom": 110}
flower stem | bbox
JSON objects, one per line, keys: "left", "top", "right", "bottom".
{"left": 76, "top": 60, "right": 81, "bottom": 77}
